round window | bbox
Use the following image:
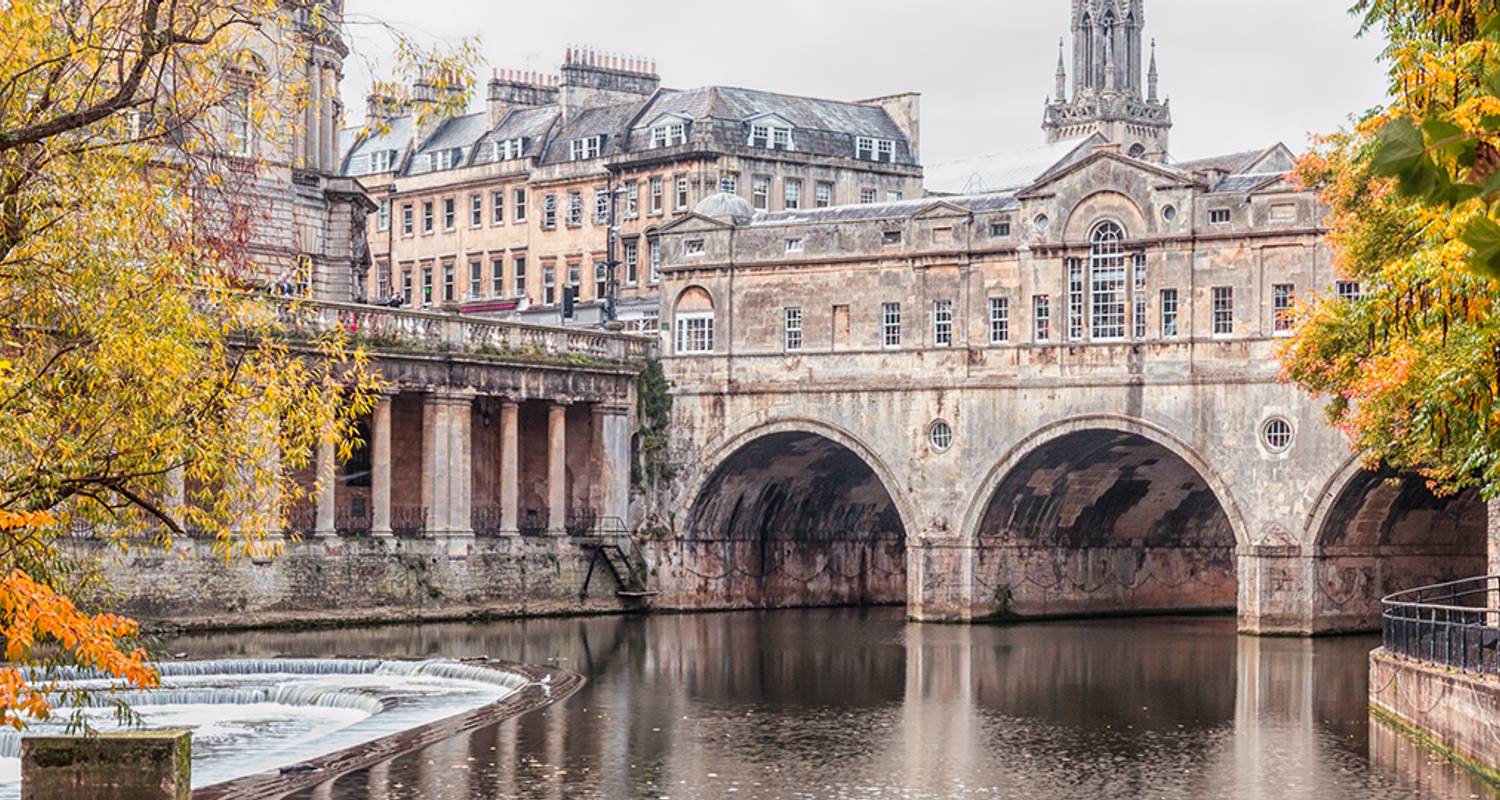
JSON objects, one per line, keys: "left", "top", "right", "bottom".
{"left": 928, "top": 420, "right": 953, "bottom": 453}
{"left": 1034, "top": 214, "right": 1051, "bottom": 232}
{"left": 1162, "top": 205, "right": 1177, "bottom": 222}
{"left": 1262, "top": 417, "right": 1294, "bottom": 452}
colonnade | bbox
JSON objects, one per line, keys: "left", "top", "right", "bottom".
{"left": 161, "top": 390, "right": 634, "bottom": 541}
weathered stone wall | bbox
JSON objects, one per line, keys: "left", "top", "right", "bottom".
{"left": 86, "top": 537, "right": 633, "bottom": 629}
{"left": 644, "top": 538, "right": 907, "bottom": 609}
{"left": 1370, "top": 650, "right": 1500, "bottom": 784}
{"left": 22, "top": 730, "right": 191, "bottom": 800}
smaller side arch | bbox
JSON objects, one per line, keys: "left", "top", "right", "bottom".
{"left": 681, "top": 417, "right": 919, "bottom": 542}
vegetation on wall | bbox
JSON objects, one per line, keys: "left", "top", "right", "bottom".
{"left": 635, "top": 358, "right": 674, "bottom": 489}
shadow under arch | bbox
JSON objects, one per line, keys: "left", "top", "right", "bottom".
{"left": 1305, "top": 457, "right": 1487, "bottom": 632}
{"left": 961, "top": 414, "right": 1243, "bottom": 620}
{"left": 673, "top": 418, "right": 914, "bottom": 609}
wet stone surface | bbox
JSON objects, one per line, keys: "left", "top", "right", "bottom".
{"left": 162, "top": 609, "right": 1500, "bottom": 800}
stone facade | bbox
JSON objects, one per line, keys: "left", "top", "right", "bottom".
{"left": 339, "top": 48, "right": 923, "bottom": 331}
{"left": 650, "top": 139, "right": 1486, "bottom": 634}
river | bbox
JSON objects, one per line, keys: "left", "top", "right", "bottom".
{"left": 162, "top": 609, "right": 1497, "bottom": 800}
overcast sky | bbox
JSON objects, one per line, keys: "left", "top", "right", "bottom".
{"left": 338, "top": 0, "right": 1390, "bottom": 166}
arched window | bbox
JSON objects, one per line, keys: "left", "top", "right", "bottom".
{"left": 1090, "top": 222, "right": 1128, "bottom": 340}
{"left": 674, "top": 287, "right": 715, "bottom": 354}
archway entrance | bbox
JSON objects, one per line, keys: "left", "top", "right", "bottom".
{"left": 678, "top": 431, "right": 907, "bottom": 608}
{"left": 1312, "top": 468, "right": 1487, "bottom": 632}
{"left": 972, "top": 429, "right": 1238, "bottom": 619}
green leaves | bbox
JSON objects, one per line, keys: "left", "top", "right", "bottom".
{"left": 1462, "top": 216, "right": 1500, "bottom": 279}
{"left": 1372, "top": 117, "right": 1425, "bottom": 177}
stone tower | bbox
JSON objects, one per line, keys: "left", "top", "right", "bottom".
{"left": 1042, "top": 0, "right": 1172, "bottom": 159}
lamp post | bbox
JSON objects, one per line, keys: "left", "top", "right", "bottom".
{"left": 602, "top": 173, "right": 626, "bottom": 332}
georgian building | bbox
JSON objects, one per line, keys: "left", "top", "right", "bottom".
{"left": 338, "top": 49, "right": 922, "bottom": 330}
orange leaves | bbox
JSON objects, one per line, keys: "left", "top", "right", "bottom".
{"left": 0, "top": 511, "right": 52, "bottom": 531}
{"left": 0, "top": 568, "right": 157, "bottom": 729}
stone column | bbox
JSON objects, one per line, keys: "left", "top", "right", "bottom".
{"left": 547, "top": 402, "right": 567, "bottom": 535}
{"left": 314, "top": 434, "right": 338, "bottom": 538}
{"left": 1488, "top": 499, "right": 1500, "bottom": 578}
{"left": 371, "top": 395, "right": 394, "bottom": 539}
{"left": 596, "top": 404, "right": 632, "bottom": 530}
{"left": 421, "top": 393, "right": 449, "bottom": 535}
{"left": 447, "top": 393, "right": 474, "bottom": 537}
{"left": 499, "top": 399, "right": 520, "bottom": 536}
{"left": 164, "top": 465, "right": 185, "bottom": 530}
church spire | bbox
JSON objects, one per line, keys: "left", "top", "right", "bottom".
{"left": 1055, "top": 38, "right": 1068, "bottom": 101}
{"left": 1147, "top": 38, "right": 1159, "bottom": 102}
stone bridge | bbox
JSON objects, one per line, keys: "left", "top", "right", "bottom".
{"left": 646, "top": 153, "right": 1487, "bottom": 635}
{"left": 653, "top": 339, "right": 1484, "bottom": 635}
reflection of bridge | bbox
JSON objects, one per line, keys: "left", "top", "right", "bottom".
{"left": 649, "top": 150, "right": 1487, "bottom": 635}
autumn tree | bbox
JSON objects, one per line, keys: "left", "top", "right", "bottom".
{"left": 1282, "top": 1, "right": 1500, "bottom": 496}
{"left": 0, "top": 0, "right": 473, "bottom": 726}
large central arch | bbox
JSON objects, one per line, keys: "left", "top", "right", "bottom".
{"left": 965, "top": 417, "right": 1243, "bottom": 620}
{"left": 670, "top": 421, "right": 912, "bottom": 608}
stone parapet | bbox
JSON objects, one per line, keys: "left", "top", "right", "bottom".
{"left": 1369, "top": 649, "right": 1500, "bottom": 786}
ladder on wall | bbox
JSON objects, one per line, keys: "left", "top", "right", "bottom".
{"left": 582, "top": 539, "right": 660, "bottom": 601}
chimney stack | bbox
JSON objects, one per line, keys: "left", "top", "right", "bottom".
{"left": 558, "top": 45, "right": 662, "bottom": 123}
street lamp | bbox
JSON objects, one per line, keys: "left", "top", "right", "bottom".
{"left": 601, "top": 174, "right": 626, "bottom": 332}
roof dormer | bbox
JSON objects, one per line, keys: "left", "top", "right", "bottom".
{"left": 745, "top": 113, "right": 796, "bottom": 152}
{"left": 646, "top": 112, "right": 692, "bottom": 149}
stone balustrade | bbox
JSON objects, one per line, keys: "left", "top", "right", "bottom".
{"left": 272, "top": 298, "right": 654, "bottom": 365}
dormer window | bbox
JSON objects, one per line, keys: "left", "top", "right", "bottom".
{"left": 570, "top": 135, "right": 603, "bottom": 161}
{"left": 856, "top": 137, "right": 896, "bottom": 163}
{"left": 494, "top": 137, "right": 526, "bottom": 161}
{"left": 430, "top": 147, "right": 462, "bottom": 170}
{"left": 684, "top": 239, "right": 706, "bottom": 256}
{"left": 651, "top": 122, "right": 687, "bottom": 148}
{"left": 749, "top": 123, "right": 794, "bottom": 151}
{"left": 368, "top": 149, "right": 397, "bottom": 173}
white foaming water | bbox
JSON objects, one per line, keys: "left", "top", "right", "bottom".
{"left": 0, "top": 659, "right": 520, "bottom": 798}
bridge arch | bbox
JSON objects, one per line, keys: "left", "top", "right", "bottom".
{"left": 1306, "top": 456, "right": 1487, "bottom": 631}
{"left": 962, "top": 414, "right": 1246, "bottom": 619}
{"left": 675, "top": 418, "right": 915, "bottom": 608}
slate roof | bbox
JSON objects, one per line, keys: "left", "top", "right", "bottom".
{"left": 407, "top": 113, "right": 490, "bottom": 176}
{"left": 472, "top": 106, "right": 559, "bottom": 167}
{"left": 339, "top": 83, "right": 919, "bottom": 176}
{"left": 341, "top": 115, "right": 413, "bottom": 176}
{"left": 925, "top": 135, "right": 1103, "bottom": 195}
{"left": 1171, "top": 148, "right": 1267, "bottom": 176}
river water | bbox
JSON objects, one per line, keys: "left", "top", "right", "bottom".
{"left": 163, "top": 609, "right": 1498, "bottom": 800}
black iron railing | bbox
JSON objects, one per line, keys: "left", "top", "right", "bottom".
{"left": 391, "top": 506, "right": 427, "bottom": 538}
{"left": 1381, "top": 576, "right": 1500, "bottom": 676}
{"left": 336, "top": 508, "right": 372, "bottom": 537}
{"left": 518, "top": 508, "right": 548, "bottom": 537}
{"left": 472, "top": 506, "right": 505, "bottom": 537}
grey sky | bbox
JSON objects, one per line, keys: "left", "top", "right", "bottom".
{"left": 339, "top": 0, "right": 1390, "bottom": 166}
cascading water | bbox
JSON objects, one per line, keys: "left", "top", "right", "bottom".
{"left": 0, "top": 658, "right": 525, "bottom": 797}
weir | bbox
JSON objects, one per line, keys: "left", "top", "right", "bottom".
{"left": 0, "top": 658, "right": 544, "bottom": 798}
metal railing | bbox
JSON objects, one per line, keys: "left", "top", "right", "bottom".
{"left": 1381, "top": 576, "right": 1500, "bottom": 676}
{"left": 391, "top": 506, "right": 428, "bottom": 538}
{"left": 273, "top": 298, "right": 653, "bottom": 365}
{"left": 471, "top": 506, "right": 505, "bottom": 537}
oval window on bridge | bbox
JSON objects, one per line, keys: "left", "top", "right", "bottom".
{"left": 1262, "top": 417, "right": 1294, "bottom": 453}
{"left": 928, "top": 420, "right": 953, "bottom": 453}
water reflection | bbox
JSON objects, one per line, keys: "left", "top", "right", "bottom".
{"left": 162, "top": 611, "right": 1498, "bottom": 800}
